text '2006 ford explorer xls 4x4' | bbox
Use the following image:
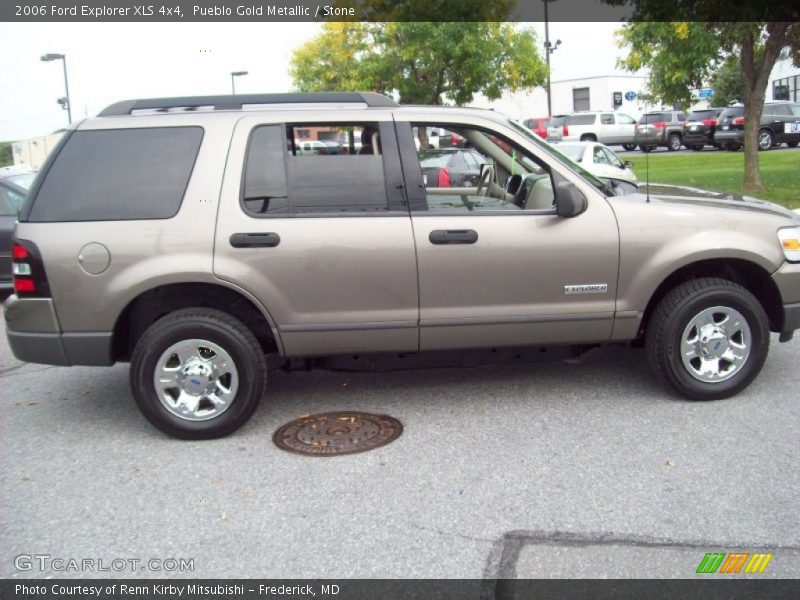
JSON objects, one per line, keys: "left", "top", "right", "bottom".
{"left": 5, "top": 92, "right": 800, "bottom": 439}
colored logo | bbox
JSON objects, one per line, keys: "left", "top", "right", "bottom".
{"left": 696, "top": 552, "right": 773, "bottom": 574}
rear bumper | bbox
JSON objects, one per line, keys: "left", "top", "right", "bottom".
{"left": 682, "top": 131, "right": 714, "bottom": 145}
{"left": 4, "top": 294, "right": 114, "bottom": 366}
{"left": 714, "top": 130, "right": 744, "bottom": 145}
{"left": 634, "top": 132, "right": 666, "bottom": 146}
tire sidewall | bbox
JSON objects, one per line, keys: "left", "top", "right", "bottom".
{"left": 661, "top": 288, "right": 768, "bottom": 400}
{"left": 131, "top": 315, "right": 265, "bottom": 439}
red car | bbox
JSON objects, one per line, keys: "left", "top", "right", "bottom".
{"left": 523, "top": 117, "right": 550, "bottom": 139}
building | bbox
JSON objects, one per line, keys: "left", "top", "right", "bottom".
{"left": 472, "top": 74, "right": 650, "bottom": 120}
{"left": 769, "top": 55, "right": 799, "bottom": 103}
{"left": 12, "top": 132, "right": 64, "bottom": 170}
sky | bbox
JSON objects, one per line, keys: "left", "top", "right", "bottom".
{"left": 0, "top": 22, "right": 627, "bottom": 141}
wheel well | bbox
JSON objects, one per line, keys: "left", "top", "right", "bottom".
{"left": 112, "top": 283, "right": 278, "bottom": 361}
{"left": 639, "top": 259, "right": 784, "bottom": 339}
{"left": 580, "top": 134, "right": 597, "bottom": 142}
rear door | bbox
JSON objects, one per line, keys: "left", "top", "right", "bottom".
{"left": 213, "top": 114, "right": 419, "bottom": 357}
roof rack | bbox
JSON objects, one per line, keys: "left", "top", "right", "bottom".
{"left": 98, "top": 92, "right": 398, "bottom": 117}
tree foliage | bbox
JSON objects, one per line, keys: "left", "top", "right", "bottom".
{"left": 709, "top": 56, "right": 745, "bottom": 107}
{"left": 615, "top": 15, "right": 798, "bottom": 193}
{"left": 290, "top": 22, "right": 547, "bottom": 106}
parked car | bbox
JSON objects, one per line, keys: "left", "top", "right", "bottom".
{"left": 418, "top": 148, "right": 487, "bottom": 188}
{"left": 548, "top": 115, "right": 568, "bottom": 142}
{"left": 0, "top": 179, "right": 27, "bottom": 292}
{"left": 561, "top": 111, "right": 638, "bottom": 150}
{"left": 556, "top": 142, "right": 638, "bottom": 185}
{"left": 682, "top": 107, "right": 725, "bottom": 150}
{"left": 6, "top": 92, "right": 800, "bottom": 439}
{"left": 714, "top": 101, "right": 800, "bottom": 151}
{"left": 523, "top": 117, "right": 548, "bottom": 139}
{"left": 0, "top": 165, "right": 36, "bottom": 190}
{"left": 635, "top": 110, "right": 687, "bottom": 152}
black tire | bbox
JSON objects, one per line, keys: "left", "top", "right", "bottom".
{"left": 639, "top": 145, "right": 654, "bottom": 152}
{"left": 645, "top": 278, "right": 769, "bottom": 401}
{"left": 622, "top": 144, "right": 637, "bottom": 151}
{"left": 667, "top": 133, "right": 682, "bottom": 152}
{"left": 130, "top": 308, "right": 267, "bottom": 439}
{"left": 580, "top": 134, "right": 597, "bottom": 142}
{"left": 788, "top": 141, "right": 799, "bottom": 148}
{"left": 757, "top": 128, "right": 773, "bottom": 151}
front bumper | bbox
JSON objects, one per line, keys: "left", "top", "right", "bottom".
{"left": 773, "top": 261, "right": 800, "bottom": 341}
{"left": 4, "top": 294, "right": 114, "bottom": 366}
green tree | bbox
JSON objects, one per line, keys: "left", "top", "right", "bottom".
{"left": 710, "top": 56, "right": 746, "bottom": 107}
{"left": 291, "top": 22, "right": 547, "bottom": 146}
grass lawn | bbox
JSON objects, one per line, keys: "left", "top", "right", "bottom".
{"left": 626, "top": 150, "right": 800, "bottom": 210}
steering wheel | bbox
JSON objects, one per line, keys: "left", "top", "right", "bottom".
{"left": 476, "top": 164, "right": 495, "bottom": 197}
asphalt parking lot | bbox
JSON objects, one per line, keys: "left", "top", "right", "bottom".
{"left": 1, "top": 312, "right": 799, "bottom": 580}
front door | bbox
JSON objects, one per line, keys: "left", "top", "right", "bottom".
{"left": 395, "top": 114, "right": 620, "bottom": 351}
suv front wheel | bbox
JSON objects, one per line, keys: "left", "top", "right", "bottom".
{"left": 646, "top": 278, "right": 769, "bottom": 400}
{"left": 130, "top": 308, "right": 267, "bottom": 439}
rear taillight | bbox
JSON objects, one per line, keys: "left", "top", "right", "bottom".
{"left": 562, "top": 124, "right": 569, "bottom": 136}
{"left": 11, "top": 240, "right": 49, "bottom": 298}
{"left": 451, "top": 135, "right": 459, "bottom": 146}
{"left": 732, "top": 116, "right": 745, "bottom": 126}
{"left": 702, "top": 119, "right": 716, "bottom": 126}
{"left": 437, "top": 167, "right": 452, "bottom": 187}
{"left": 653, "top": 121, "right": 666, "bottom": 128}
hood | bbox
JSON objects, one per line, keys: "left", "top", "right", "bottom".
{"left": 635, "top": 183, "right": 800, "bottom": 222}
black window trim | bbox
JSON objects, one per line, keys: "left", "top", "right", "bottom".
{"left": 21, "top": 125, "right": 205, "bottom": 223}
{"left": 240, "top": 120, "right": 408, "bottom": 219}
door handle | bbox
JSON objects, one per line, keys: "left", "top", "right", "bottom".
{"left": 230, "top": 232, "right": 281, "bottom": 248}
{"left": 429, "top": 229, "right": 478, "bottom": 245}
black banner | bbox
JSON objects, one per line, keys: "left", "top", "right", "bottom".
{"left": 3, "top": 0, "right": 800, "bottom": 23}
{"left": 3, "top": 579, "right": 800, "bottom": 600}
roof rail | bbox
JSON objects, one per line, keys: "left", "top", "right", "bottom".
{"left": 98, "top": 92, "right": 398, "bottom": 117}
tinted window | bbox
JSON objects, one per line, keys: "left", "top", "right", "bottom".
{"left": 549, "top": 115, "right": 567, "bottom": 128}
{"left": 676, "top": 113, "right": 687, "bottom": 121}
{"left": 765, "top": 104, "right": 791, "bottom": 116}
{"left": 719, "top": 106, "right": 744, "bottom": 119}
{"left": 687, "top": 110, "right": 716, "bottom": 120}
{"left": 616, "top": 114, "right": 636, "bottom": 124}
{"left": 600, "top": 114, "right": 614, "bottom": 125}
{"left": 640, "top": 113, "right": 668, "bottom": 124}
{"left": 566, "top": 114, "right": 596, "bottom": 126}
{"left": 29, "top": 127, "right": 203, "bottom": 222}
{"left": 791, "top": 104, "right": 800, "bottom": 117}
{"left": 243, "top": 122, "right": 388, "bottom": 215}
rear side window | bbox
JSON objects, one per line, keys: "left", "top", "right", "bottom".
{"left": 243, "top": 122, "right": 389, "bottom": 215}
{"left": 566, "top": 114, "right": 596, "bottom": 126}
{"left": 688, "top": 110, "right": 716, "bottom": 120}
{"left": 640, "top": 113, "right": 668, "bottom": 124}
{"left": 28, "top": 127, "right": 202, "bottom": 222}
{"left": 720, "top": 107, "right": 744, "bottom": 119}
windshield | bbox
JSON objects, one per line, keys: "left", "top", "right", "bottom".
{"left": 507, "top": 119, "right": 614, "bottom": 196}
{"left": 556, "top": 144, "right": 585, "bottom": 162}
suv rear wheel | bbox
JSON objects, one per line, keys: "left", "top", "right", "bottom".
{"left": 646, "top": 278, "right": 769, "bottom": 401}
{"left": 667, "top": 133, "right": 682, "bottom": 152}
{"left": 130, "top": 308, "right": 267, "bottom": 439}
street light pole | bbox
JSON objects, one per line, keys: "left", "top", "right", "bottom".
{"left": 40, "top": 53, "right": 72, "bottom": 125}
{"left": 542, "top": 0, "right": 561, "bottom": 116}
{"left": 231, "top": 71, "right": 248, "bottom": 95}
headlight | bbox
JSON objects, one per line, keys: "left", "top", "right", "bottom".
{"left": 778, "top": 226, "right": 800, "bottom": 262}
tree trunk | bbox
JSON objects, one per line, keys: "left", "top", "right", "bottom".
{"left": 738, "top": 23, "right": 788, "bottom": 195}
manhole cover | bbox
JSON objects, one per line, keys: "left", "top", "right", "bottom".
{"left": 273, "top": 411, "right": 403, "bottom": 456}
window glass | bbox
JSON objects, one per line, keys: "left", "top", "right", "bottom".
{"left": 412, "top": 123, "right": 554, "bottom": 212}
{"left": 566, "top": 114, "right": 595, "bottom": 126}
{"left": 640, "top": 113, "right": 668, "bottom": 124}
{"left": 600, "top": 114, "right": 614, "bottom": 125}
{"left": 29, "top": 127, "right": 203, "bottom": 222}
{"left": 616, "top": 114, "right": 636, "bottom": 124}
{"left": 790, "top": 104, "right": 800, "bottom": 117}
{"left": 557, "top": 144, "right": 585, "bottom": 162}
{"left": 676, "top": 113, "right": 687, "bottom": 121}
{"left": 573, "top": 87, "right": 590, "bottom": 111}
{"left": 0, "top": 184, "right": 23, "bottom": 216}
{"left": 243, "top": 125, "right": 289, "bottom": 214}
{"left": 602, "top": 147, "right": 623, "bottom": 168}
{"left": 593, "top": 146, "right": 610, "bottom": 165}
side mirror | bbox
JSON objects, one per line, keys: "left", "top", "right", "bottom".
{"left": 623, "top": 160, "right": 633, "bottom": 168}
{"left": 555, "top": 182, "right": 588, "bottom": 218}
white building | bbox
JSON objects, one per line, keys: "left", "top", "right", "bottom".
{"left": 13, "top": 132, "right": 64, "bottom": 170}
{"left": 769, "top": 55, "right": 799, "bottom": 102}
{"left": 472, "top": 74, "right": 650, "bottom": 120}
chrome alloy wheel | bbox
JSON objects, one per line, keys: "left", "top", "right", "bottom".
{"left": 680, "top": 306, "right": 751, "bottom": 383}
{"left": 153, "top": 339, "right": 239, "bottom": 421}
{"left": 758, "top": 130, "right": 773, "bottom": 150}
